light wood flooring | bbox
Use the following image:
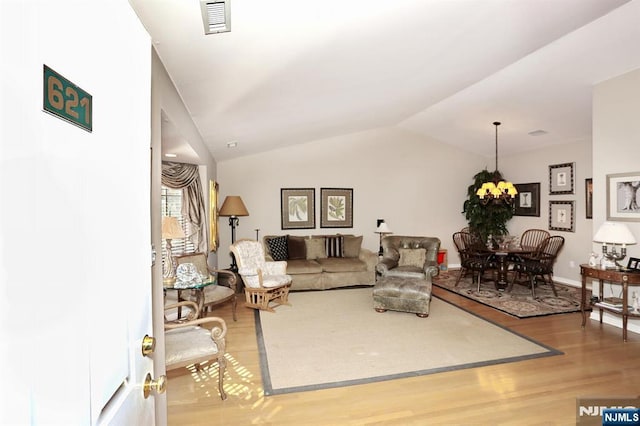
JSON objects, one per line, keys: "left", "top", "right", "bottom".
{"left": 166, "top": 285, "right": 640, "bottom": 425}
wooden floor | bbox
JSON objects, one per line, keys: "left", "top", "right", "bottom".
{"left": 166, "top": 285, "right": 640, "bottom": 425}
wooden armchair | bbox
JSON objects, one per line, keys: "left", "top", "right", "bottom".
{"left": 509, "top": 236, "right": 565, "bottom": 297}
{"left": 230, "top": 239, "right": 292, "bottom": 313}
{"left": 174, "top": 253, "right": 237, "bottom": 321}
{"left": 452, "top": 231, "right": 497, "bottom": 291}
{"left": 164, "top": 301, "right": 228, "bottom": 400}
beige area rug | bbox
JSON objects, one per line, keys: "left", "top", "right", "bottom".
{"left": 433, "top": 270, "right": 585, "bottom": 318}
{"left": 255, "top": 288, "right": 561, "bottom": 395}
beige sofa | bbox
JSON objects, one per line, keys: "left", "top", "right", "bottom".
{"left": 263, "top": 234, "right": 377, "bottom": 290}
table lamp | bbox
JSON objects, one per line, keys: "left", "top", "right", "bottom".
{"left": 375, "top": 221, "right": 392, "bottom": 256}
{"left": 593, "top": 221, "right": 636, "bottom": 269}
{"left": 162, "top": 216, "right": 186, "bottom": 284}
{"left": 219, "top": 195, "right": 249, "bottom": 271}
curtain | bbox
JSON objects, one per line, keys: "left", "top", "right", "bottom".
{"left": 162, "top": 162, "right": 208, "bottom": 253}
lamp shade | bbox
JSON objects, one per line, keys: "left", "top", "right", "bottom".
{"left": 162, "top": 216, "right": 185, "bottom": 239}
{"left": 375, "top": 222, "right": 392, "bottom": 233}
{"left": 593, "top": 222, "right": 636, "bottom": 245}
{"left": 218, "top": 196, "right": 249, "bottom": 217}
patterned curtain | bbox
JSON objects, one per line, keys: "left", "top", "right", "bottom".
{"left": 161, "top": 161, "right": 208, "bottom": 253}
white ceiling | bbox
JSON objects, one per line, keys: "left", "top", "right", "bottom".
{"left": 131, "top": 0, "right": 640, "bottom": 163}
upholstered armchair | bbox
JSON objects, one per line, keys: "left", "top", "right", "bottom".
{"left": 164, "top": 301, "right": 228, "bottom": 400}
{"left": 230, "top": 239, "right": 292, "bottom": 312}
{"left": 174, "top": 253, "right": 238, "bottom": 321}
{"left": 376, "top": 236, "right": 441, "bottom": 279}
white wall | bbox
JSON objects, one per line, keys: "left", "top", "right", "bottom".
{"left": 1, "top": 1, "right": 152, "bottom": 423}
{"left": 501, "top": 140, "right": 593, "bottom": 285}
{"left": 218, "top": 126, "right": 485, "bottom": 267}
{"left": 592, "top": 67, "right": 640, "bottom": 333}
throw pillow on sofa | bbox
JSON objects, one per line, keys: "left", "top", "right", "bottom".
{"left": 398, "top": 248, "right": 426, "bottom": 268}
{"left": 325, "top": 235, "right": 344, "bottom": 258}
{"left": 267, "top": 235, "right": 288, "bottom": 261}
{"left": 342, "top": 235, "right": 363, "bottom": 258}
{"left": 287, "top": 235, "right": 306, "bottom": 260}
{"left": 305, "top": 237, "right": 327, "bottom": 260}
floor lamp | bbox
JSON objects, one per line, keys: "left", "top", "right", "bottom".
{"left": 162, "top": 216, "right": 185, "bottom": 285}
{"left": 375, "top": 221, "right": 392, "bottom": 256}
{"left": 219, "top": 195, "right": 249, "bottom": 271}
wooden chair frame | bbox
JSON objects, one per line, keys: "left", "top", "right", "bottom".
{"left": 231, "top": 240, "right": 292, "bottom": 313}
{"left": 164, "top": 301, "right": 228, "bottom": 400}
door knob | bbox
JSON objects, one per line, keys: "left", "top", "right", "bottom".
{"left": 141, "top": 335, "right": 156, "bottom": 356}
{"left": 143, "top": 373, "right": 167, "bottom": 398}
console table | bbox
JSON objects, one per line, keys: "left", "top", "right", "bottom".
{"left": 580, "top": 264, "right": 640, "bottom": 342}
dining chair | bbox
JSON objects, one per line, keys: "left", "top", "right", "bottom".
{"left": 452, "top": 231, "right": 497, "bottom": 291}
{"left": 519, "top": 229, "right": 550, "bottom": 252}
{"left": 509, "top": 236, "right": 565, "bottom": 297}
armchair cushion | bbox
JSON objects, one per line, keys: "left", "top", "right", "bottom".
{"left": 398, "top": 248, "right": 427, "bottom": 268}
{"left": 267, "top": 235, "right": 288, "bottom": 261}
{"left": 165, "top": 325, "right": 220, "bottom": 367}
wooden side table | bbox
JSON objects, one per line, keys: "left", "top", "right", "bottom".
{"left": 580, "top": 264, "right": 640, "bottom": 342}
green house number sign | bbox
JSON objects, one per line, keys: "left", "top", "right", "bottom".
{"left": 43, "top": 65, "right": 92, "bottom": 132}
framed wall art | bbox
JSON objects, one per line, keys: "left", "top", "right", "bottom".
{"left": 549, "top": 162, "right": 575, "bottom": 195}
{"left": 549, "top": 200, "right": 575, "bottom": 232}
{"left": 585, "top": 178, "right": 593, "bottom": 219}
{"left": 513, "top": 182, "right": 541, "bottom": 217}
{"left": 320, "top": 188, "right": 353, "bottom": 228}
{"left": 281, "top": 188, "right": 315, "bottom": 229}
{"left": 606, "top": 172, "right": 640, "bottom": 222}
{"left": 627, "top": 257, "right": 640, "bottom": 271}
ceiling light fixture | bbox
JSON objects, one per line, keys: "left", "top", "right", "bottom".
{"left": 164, "top": 153, "right": 177, "bottom": 158}
{"left": 476, "top": 122, "right": 518, "bottom": 204}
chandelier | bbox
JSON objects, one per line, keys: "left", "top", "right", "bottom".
{"left": 476, "top": 122, "right": 518, "bottom": 204}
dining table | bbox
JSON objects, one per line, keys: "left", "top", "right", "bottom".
{"left": 489, "top": 246, "right": 533, "bottom": 291}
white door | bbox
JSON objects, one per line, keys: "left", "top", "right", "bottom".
{"left": 0, "top": 1, "right": 163, "bottom": 424}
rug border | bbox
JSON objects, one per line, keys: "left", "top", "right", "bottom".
{"left": 254, "top": 291, "right": 563, "bottom": 396}
{"left": 432, "top": 273, "right": 582, "bottom": 318}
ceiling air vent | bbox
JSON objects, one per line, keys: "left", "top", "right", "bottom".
{"left": 200, "top": 0, "right": 231, "bottom": 35}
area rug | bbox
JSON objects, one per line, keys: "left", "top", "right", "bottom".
{"left": 433, "top": 270, "right": 585, "bottom": 318}
{"left": 254, "top": 288, "right": 561, "bottom": 395}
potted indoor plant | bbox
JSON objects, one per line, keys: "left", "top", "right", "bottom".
{"left": 462, "top": 169, "right": 514, "bottom": 244}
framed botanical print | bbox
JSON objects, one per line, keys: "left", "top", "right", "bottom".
{"left": 549, "top": 200, "right": 575, "bottom": 232}
{"left": 320, "top": 188, "right": 353, "bottom": 228}
{"left": 606, "top": 172, "right": 640, "bottom": 222}
{"left": 281, "top": 188, "right": 315, "bottom": 229}
{"left": 513, "top": 182, "right": 541, "bottom": 217}
{"left": 549, "top": 162, "right": 575, "bottom": 195}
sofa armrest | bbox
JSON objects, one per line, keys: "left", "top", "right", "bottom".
{"left": 358, "top": 248, "right": 378, "bottom": 271}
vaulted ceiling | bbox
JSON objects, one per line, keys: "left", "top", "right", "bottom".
{"left": 131, "top": 0, "right": 640, "bottom": 163}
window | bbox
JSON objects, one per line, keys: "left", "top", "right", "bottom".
{"left": 161, "top": 186, "right": 196, "bottom": 265}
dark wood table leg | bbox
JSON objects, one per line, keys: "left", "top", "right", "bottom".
{"left": 494, "top": 253, "right": 508, "bottom": 290}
